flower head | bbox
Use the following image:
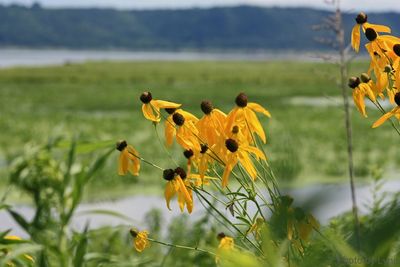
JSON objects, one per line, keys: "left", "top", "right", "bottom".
{"left": 140, "top": 91, "right": 181, "bottom": 122}
{"left": 130, "top": 229, "right": 150, "bottom": 252}
{"left": 163, "top": 167, "right": 193, "bottom": 213}
{"left": 372, "top": 92, "right": 400, "bottom": 128}
{"left": 116, "top": 140, "right": 140, "bottom": 176}
{"left": 226, "top": 92, "right": 271, "bottom": 144}
{"left": 351, "top": 12, "right": 391, "bottom": 53}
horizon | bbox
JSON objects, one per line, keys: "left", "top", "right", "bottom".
{"left": 0, "top": 0, "right": 398, "bottom": 12}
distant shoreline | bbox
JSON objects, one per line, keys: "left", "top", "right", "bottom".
{"left": 0, "top": 48, "right": 367, "bottom": 68}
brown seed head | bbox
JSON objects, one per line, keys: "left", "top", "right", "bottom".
{"left": 217, "top": 232, "right": 226, "bottom": 240}
{"left": 183, "top": 149, "right": 194, "bottom": 159}
{"left": 365, "top": 28, "right": 377, "bottom": 41}
{"left": 348, "top": 77, "right": 361, "bottom": 89}
{"left": 360, "top": 73, "right": 371, "bottom": 83}
{"left": 200, "top": 144, "right": 208, "bottom": 154}
{"left": 140, "top": 91, "right": 152, "bottom": 104}
{"left": 395, "top": 92, "right": 400, "bottom": 106}
{"left": 201, "top": 100, "right": 214, "bottom": 114}
{"left": 393, "top": 44, "right": 400, "bottom": 57}
{"left": 355, "top": 12, "right": 367, "bottom": 24}
{"left": 129, "top": 228, "right": 139, "bottom": 238}
{"left": 225, "top": 138, "right": 239, "bottom": 152}
{"left": 116, "top": 140, "right": 127, "bottom": 151}
{"left": 235, "top": 92, "right": 248, "bottom": 107}
{"left": 172, "top": 112, "right": 185, "bottom": 126}
{"left": 232, "top": 125, "right": 239, "bottom": 134}
{"left": 163, "top": 169, "right": 175, "bottom": 181}
{"left": 174, "top": 167, "right": 187, "bottom": 179}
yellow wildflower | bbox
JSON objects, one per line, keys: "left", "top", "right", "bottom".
{"left": 216, "top": 233, "right": 235, "bottom": 263}
{"left": 348, "top": 75, "right": 376, "bottom": 117}
{"left": 196, "top": 100, "right": 227, "bottom": 147}
{"left": 163, "top": 168, "right": 193, "bottom": 213}
{"left": 222, "top": 138, "right": 265, "bottom": 188}
{"left": 172, "top": 112, "right": 201, "bottom": 151}
{"left": 140, "top": 91, "right": 181, "bottom": 122}
{"left": 372, "top": 92, "right": 400, "bottom": 128}
{"left": 116, "top": 140, "right": 140, "bottom": 176}
{"left": 226, "top": 92, "right": 271, "bottom": 144}
{"left": 165, "top": 108, "right": 198, "bottom": 147}
{"left": 130, "top": 229, "right": 150, "bottom": 252}
{"left": 351, "top": 12, "right": 391, "bottom": 53}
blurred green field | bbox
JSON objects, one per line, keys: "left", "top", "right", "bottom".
{"left": 0, "top": 60, "right": 399, "bottom": 200}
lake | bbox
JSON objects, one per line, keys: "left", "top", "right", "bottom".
{"left": 0, "top": 48, "right": 337, "bottom": 68}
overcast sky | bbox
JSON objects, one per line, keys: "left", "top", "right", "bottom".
{"left": 0, "top": 0, "right": 398, "bottom": 12}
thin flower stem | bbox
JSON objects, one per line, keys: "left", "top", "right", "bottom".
{"left": 194, "top": 188, "right": 265, "bottom": 255}
{"left": 128, "top": 151, "right": 164, "bottom": 171}
{"left": 153, "top": 123, "right": 179, "bottom": 167}
{"left": 147, "top": 238, "right": 217, "bottom": 256}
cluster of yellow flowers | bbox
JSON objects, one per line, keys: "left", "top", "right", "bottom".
{"left": 350, "top": 12, "right": 400, "bottom": 127}
{"left": 117, "top": 91, "right": 271, "bottom": 214}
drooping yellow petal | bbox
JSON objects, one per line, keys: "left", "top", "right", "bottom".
{"left": 176, "top": 176, "right": 192, "bottom": 206}
{"left": 142, "top": 103, "right": 160, "bottom": 122}
{"left": 238, "top": 151, "right": 257, "bottom": 180}
{"left": 152, "top": 100, "right": 181, "bottom": 109}
{"left": 242, "top": 145, "right": 266, "bottom": 160}
{"left": 372, "top": 107, "right": 400, "bottom": 128}
{"left": 248, "top": 102, "right": 271, "bottom": 117}
{"left": 222, "top": 163, "right": 233, "bottom": 188}
{"left": 364, "top": 22, "right": 391, "bottom": 33}
{"left": 351, "top": 24, "right": 361, "bottom": 52}
{"left": 164, "top": 118, "right": 176, "bottom": 147}
{"left": 118, "top": 149, "right": 129, "bottom": 175}
{"left": 352, "top": 90, "right": 367, "bottom": 117}
{"left": 245, "top": 108, "right": 266, "bottom": 143}
{"left": 164, "top": 181, "right": 177, "bottom": 210}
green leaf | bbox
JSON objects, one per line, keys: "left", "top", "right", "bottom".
{"left": 7, "top": 209, "right": 30, "bottom": 232}
{"left": 75, "top": 209, "right": 137, "bottom": 224}
{"left": 0, "top": 244, "right": 41, "bottom": 266}
{"left": 73, "top": 228, "right": 89, "bottom": 267}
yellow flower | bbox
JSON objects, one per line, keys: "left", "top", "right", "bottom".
{"left": 222, "top": 138, "right": 265, "bottom": 188}
{"left": 216, "top": 233, "right": 235, "bottom": 263}
{"left": 165, "top": 108, "right": 198, "bottom": 147}
{"left": 348, "top": 75, "right": 376, "bottom": 117}
{"left": 130, "top": 229, "right": 150, "bottom": 252}
{"left": 172, "top": 112, "right": 201, "bottom": 151}
{"left": 163, "top": 168, "right": 193, "bottom": 213}
{"left": 116, "top": 140, "right": 140, "bottom": 176}
{"left": 196, "top": 100, "right": 227, "bottom": 147}
{"left": 351, "top": 12, "right": 391, "bottom": 53}
{"left": 391, "top": 44, "right": 400, "bottom": 95}
{"left": 226, "top": 92, "right": 271, "bottom": 144}
{"left": 140, "top": 91, "right": 181, "bottom": 122}
{"left": 372, "top": 92, "right": 400, "bottom": 128}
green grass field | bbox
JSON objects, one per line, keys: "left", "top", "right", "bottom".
{"left": 1, "top": 60, "right": 399, "bottom": 200}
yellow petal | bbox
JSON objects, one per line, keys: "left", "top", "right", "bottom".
{"left": 176, "top": 176, "right": 192, "bottom": 205}
{"left": 142, "top": 103, "right": 160, "bottom": 122}
{"left": 364, "top": 22, "right": 391, "bottom": 33}
{"left": 245, "top": 108, "right": 266, "bottom": 143}
{"left": 242, "top": 145, "right": 266, "bottom": 160}
{"left": 222, "top": 163, "right": 233, "bottom": 188}
{"left": 118, "top": 150, "right": 129, "bottom": 175}
{"left": 248, "top": 102, "right": 271, "bottom": 117}
{"left": 351, "top": 24, "right": 360, "bottom": 52}
{"left": 164, "top": 118, "right": 176, "bottom": 147}
{"left": 372, "top": 107, "right": 400, "bottom": 128}
{"left": 164, "top": 181, "right": 177, "bottom": 210}
{"left": 152, "top": 100, "right": 181, "bottom": 109}
{"left": 238, "top": 151, "right": 257, "bottom": 180}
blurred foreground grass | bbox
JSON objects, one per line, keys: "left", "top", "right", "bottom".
{"left": 0, "top": 60, "right": 398, "bottom": 200}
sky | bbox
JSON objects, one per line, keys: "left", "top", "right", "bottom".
{"left": 0, "top": 0, "right": 398, "bottom": 12}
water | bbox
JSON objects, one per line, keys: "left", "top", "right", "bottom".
{"left": 2, "top": 180, "right": 399, "bottom": 238}
{"left": 0, "top": 49, "right": 333, "bottom": 68}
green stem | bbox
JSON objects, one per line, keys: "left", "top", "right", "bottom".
{"left": 148, "top": 238, "right": 216, "bottom": 256}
